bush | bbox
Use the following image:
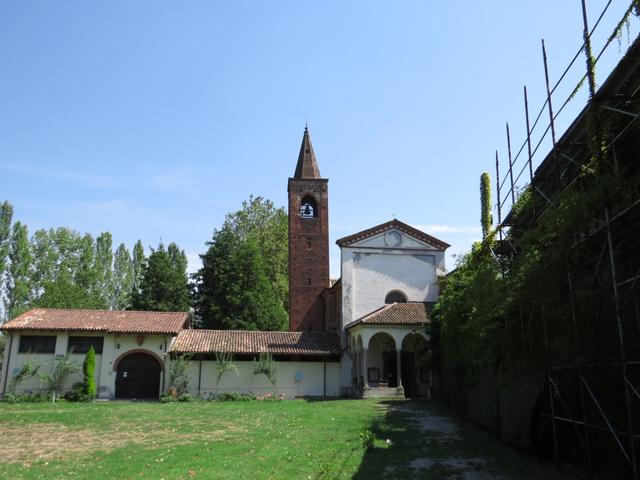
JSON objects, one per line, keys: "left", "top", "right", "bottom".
{"left": 82, "top": 346, "right": 96, "bottom": 397}
{"left": 160, "top": 393, "right": 177, "bottom": 403}
{"left": 216, "top": 392, "right": 255, "bottom": 402}
{"left": 177, "top": 393, "right": 193, "bottom": 402}
{"left": 3, "top": 392, "right": 49, "bottom": 403}
{"left": 62, "top": 382, "right": 94, "bottom": 402}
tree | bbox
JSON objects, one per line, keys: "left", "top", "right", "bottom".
{"left": 112, "top": 243, "right": 133, "bottom": 310}
{"left": 5, "top": 221, "right": 32, "bottom": 319}
{"left": 36, "top": 277, "right": 107, "bottom": 309}
{"left": 8, "top": 358, "right": 41, "bottom": 393}
{"left": 168, "top": 354, "right": 192, "bottom": 396}
{"left": 0, "top": 201, "right": 14, "bottom": 316}
{"left": 220, "top": 196, "right": 288, "bottom": 314}
{"left": 131, "top": 240, "right": 146, "bottom": 299}
{"left": 39, "top": 351, "right": 81, "bottom": 402}
{"left": 214, "top": 352, "right": 239, "bottom": 387}
{"left": 194, "top": 229, "right": 287, "bottom": 330}
{"left": 83, "top": 346, "right": 96, "bottom": 397}
{"left": 480, "top": 172, "right": 493, "bottom": 240}
{"left": 254, "top": 352, "right": 278, "bottom": 391}
{"left": 131, "top": 242, "right": 191, "bottom": 312}
{"left": 95, "top": 232, "right": 114, "bottom": 306}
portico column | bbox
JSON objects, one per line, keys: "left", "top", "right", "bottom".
{"left": 396, "top": 349, "right": 403, "bottom": 389}
{"left": 362, "top": 348, "right": 369, "bottom": 388}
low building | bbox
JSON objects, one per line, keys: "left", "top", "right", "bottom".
{"left": 0, "top": 128, "right": 448, "bottom": 400}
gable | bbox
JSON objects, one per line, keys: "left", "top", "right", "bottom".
{"left": 350, "top": 229, "right": 439, "bottom": 250}
{"left": 336, "top": 219, "right": 449, "bottom": 251}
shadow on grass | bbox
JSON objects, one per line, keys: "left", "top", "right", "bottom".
{"left": 350, "top": 399, "right": 572, "bottom": 480}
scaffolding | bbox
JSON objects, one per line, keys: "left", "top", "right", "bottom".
{"left": 493, "top": 1, "right": 640, "bottom": 478}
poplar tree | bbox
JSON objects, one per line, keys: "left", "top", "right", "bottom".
{"left": 480, "top": 172, "right": 493, "bottom": 239}
{"left": 95, "top": 232, "right": 114, "bottom": 306}
{"left": 131, "top": 240, "right": 146, "bottom": 299}
{"left": 112, "top": 243, "right": 133, "bottom": 310}
{"left": 6, "top": 221, "right": 32, "bottom": 319}
{"left": 0, "top": 201, "right": 14, "bottom": 312}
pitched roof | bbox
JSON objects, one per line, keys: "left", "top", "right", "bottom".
{"left": 170, "top": 329, "right": 341, "bottom": 356}
{"left": 347, "top": 302, "right": 434, "bottom": 328}
{"left": 293, "top": 127, "right": 321, "bottom": 179}
{"left": 0, "top": 308, "right": 189, "bottom": 335}
{"left": 335, "top": 219, "right": 450, "bottom": 250}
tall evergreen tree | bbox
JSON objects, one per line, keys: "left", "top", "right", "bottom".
{"left": 480, "top": 172, "right": 493, "bottom": 240}
{"left": 5, "top": 221, "right": 32, "bottom": 319}
{"left": 0, "top": 201, "right": 14, "bottom": 316}
{"left": 131, "top": 242, "right": 190, "bottom": 312}
{"left": 95, "top": 232, "right": 114, "bottom": 306}
{"left": 131, "top": 240, "right": 146, "bottom": 299}
{"left": 112, "top": 243, "right": 133, "bottom": 310}
{"left": 221, "top": 196, "right": 288, "bottom": 314}
{"left": 194, "top": 227, "right": 287, "bottom": 330}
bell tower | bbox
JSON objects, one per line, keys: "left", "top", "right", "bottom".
{"left": 288, "top": 127, "right": 329, "bottom": 332}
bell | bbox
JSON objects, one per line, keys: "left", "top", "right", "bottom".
{"left": 304, "top": 205, "right": 311, "bottom": 216}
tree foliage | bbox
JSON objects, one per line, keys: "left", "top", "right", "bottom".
{"left": 168, "top": 354, "right": 192, "bottom": 396}
{"left": 132, "top": 242, "right": 191, "bottom": 312}
{"left": 195, "top": 230, "right": 286, "bottom": 330}
{"left": 193, "top": 196, "right": 288, "bottom": 330}
{"left": 83, "top": 345, "right": 97, "bottom": 397}
{"left": 254, "top": 352, "right": 278, "bottom": 390}
{"left": 5, "top": 221, "right": 32, "bottom": 319}
{"left": 214, "top": 352, "right": 239, "bottom": 386}
{"left": 480, "top": 172, "right": 492, "bottom": 239}
{"left": 39, "top": 351, "right": 81, "bottom": 402}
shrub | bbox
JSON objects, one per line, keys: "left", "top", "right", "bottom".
{"left": 160, "top": 393, "right": 177, "bottom": 403}
{"left": 216, "top": 392, "right": 255, "bottom": 402}
{"left": 178, "top": 393, "right": 193, "bottom": 402}
{"left": 253, "top": 353, "right": 278, "bottom": 390}
{"left": 9, "top": 359, "right": 41, "bottom": 393}
{"left": 3, "top": 392, "right": 49, "bottom": 403}
{"left": 63, "top": 382, "right": 94, "bottom": 402}
{"left": 38, "top": 351, "right": 81, "bottom": 402}
{"left": 168, "top": 354, "right": 192, "bottom": 396}
{"left": 82, "top": 346, "right": 96, "bottom": 397}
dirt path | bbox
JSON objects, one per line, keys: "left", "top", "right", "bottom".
{"left": 377, "top": 401, "right": 570, "bottom": 480}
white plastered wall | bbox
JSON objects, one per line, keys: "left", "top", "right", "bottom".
{"left": 174, "top": 359, "right": 341, "bottom": 399}
{"left": 0, "top": 331, "right": 171, "bottom": 399}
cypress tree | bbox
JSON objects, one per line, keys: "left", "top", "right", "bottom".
{"left": 83, "top": 345, "right": 96, "bottom": 397}
{"left": 480, "top": 172, "right": 493, "bottom": 239}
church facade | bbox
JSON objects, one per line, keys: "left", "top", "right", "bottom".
{"left": 0, "top": 128, "right": 448, "bottom": 400}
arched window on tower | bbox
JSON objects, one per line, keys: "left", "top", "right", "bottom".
{"left": 300, "top": 195, "right": 317, "bottom": 218}
{"left": 385, "top": 290, "right": 407, "bottom": 304}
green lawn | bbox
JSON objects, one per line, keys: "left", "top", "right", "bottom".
{"left": 0, "top": 399, "right": 567, "bottom": 479}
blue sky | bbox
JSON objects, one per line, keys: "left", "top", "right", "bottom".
{"left": 1, "top": 1, "right": 638, "bottom": 276}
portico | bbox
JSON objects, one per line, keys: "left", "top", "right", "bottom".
{"left": 347, "top": 302, "right": 433, "bottom": 398}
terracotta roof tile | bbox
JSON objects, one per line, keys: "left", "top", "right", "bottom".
{"left": 0, "top": 308, "right": 188, "bottom": 335}
{"left": 335, "top": 219, "right": 450, "bottom": 250}
{"left": 348, "top": 302, "right": 433, "bottom": 328}
{"left": 171, "top": 330, "right": 341, "bottom": 356}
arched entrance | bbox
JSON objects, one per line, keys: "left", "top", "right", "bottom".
{"left": 115, "top": 352, "right": 162, "bottom": 399}
{"left": 367, "top": 332, "right": 398, "bottom": 387}
{"left": 401, "top": 333, "right": 430, "bottom": 398}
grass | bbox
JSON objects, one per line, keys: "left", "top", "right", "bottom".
{"left": 0, "top": 399, "right": 569, "bottom": 479}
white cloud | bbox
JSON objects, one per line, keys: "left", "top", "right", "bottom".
{"left": 1, "top": 162, "right": 120, "bottom": 188}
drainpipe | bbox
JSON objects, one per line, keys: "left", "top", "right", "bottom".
{"left": 1, "top": 334, "right": 14, "bottom": 396}
{"left": 198, "top": 359, "right": 202, "bottom": 396}
{"left": 323, "top": 361, "right": 327, "bottom": 397}
{"left": 162, "top": 335, "right": 168, "bottom": 394}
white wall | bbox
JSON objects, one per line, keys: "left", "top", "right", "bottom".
{"left": 340, "top": 229, "right": 445, "bottom": 330}
{"left": 0, "top": 331, "right": 171, "bottom": 399}
{"left": 175, "top": 359, "right": 341, "bottom": 399}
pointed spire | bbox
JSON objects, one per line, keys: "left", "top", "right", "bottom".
{"left": 293, "top": 126, "right": 321, "bottom": 179}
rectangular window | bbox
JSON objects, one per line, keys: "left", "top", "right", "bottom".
{"left": 18, "top": 335, "right": 56, "bottom": 354}
{"left": 68, "top": 336, "right": 104, "bottom": 354}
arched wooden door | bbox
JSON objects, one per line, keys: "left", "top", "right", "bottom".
{"left": 115, "top": 352, "right": 161, "bottom": 399}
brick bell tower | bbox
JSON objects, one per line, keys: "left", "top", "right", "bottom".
{"left": 288, "top": 127, "right": 329, "bottom": 332}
